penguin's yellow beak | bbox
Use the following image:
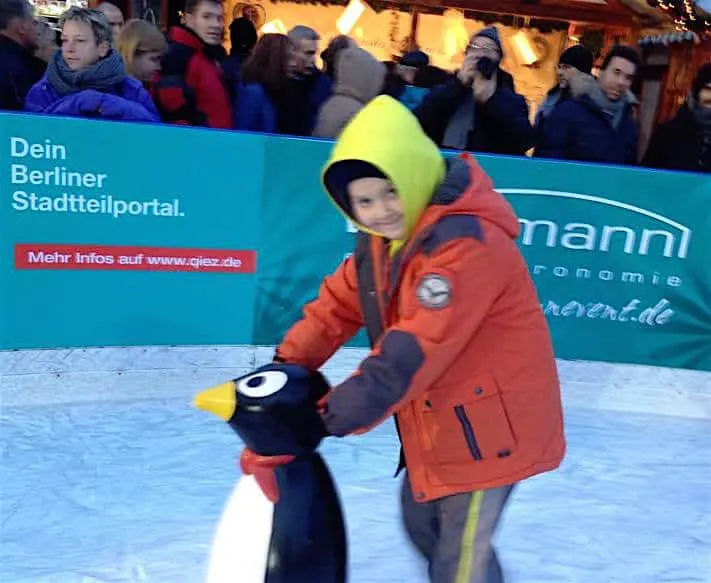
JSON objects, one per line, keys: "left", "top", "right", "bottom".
{"left": 193, "top": 381, "right": 237, "bottom": 421}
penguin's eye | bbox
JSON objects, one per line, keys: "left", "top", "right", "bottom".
{"left": 237, "top": 371, "right": 289, "bottom": 398}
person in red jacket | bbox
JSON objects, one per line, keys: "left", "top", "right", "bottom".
{"left": 273, "top": 95, "right": 566, "bottom": 583}
{"left": 154, "top": 0, "right": 232, "bottom": 128}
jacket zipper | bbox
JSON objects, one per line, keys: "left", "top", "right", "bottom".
{"left": 454, "top": 405, "right": 483, "bottom": 461}
{"left": 371, "top": 238, "right": 389, "bottom": 330}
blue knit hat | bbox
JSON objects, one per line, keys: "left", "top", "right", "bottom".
{"left": 472, "top": 26, "right": 503, "bottom": 56}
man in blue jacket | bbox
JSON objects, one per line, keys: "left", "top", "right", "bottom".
{"left": 414, "top": 27, "right": 534, "bottom": 156}
{"left": 535, "top": 45, "right": 640, "bottom": 166}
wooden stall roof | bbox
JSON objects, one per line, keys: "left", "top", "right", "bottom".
{"left": 406, "top": 0, "right": 652, "bottom": 26}
{"left": 275, "top": 0, "right": 670, "bottom": 28}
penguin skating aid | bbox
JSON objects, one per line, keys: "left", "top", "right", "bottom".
{"left": 194, "top": 364, "right": 347, "bottom": 583}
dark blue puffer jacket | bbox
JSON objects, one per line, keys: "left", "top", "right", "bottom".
{"left": 534, "top": 74, "right": 639, "bottom": 166}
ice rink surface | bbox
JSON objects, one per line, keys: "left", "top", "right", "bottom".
{"left": 2, "top": 346, "right": 710, "bottom": 583}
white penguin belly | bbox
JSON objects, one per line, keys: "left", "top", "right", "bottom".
{"left": 204, "top": 475, "right": 274, "bottom": 583}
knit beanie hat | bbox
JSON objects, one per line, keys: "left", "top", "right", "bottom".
{"left": 229, "top": 17, "right": 258, "bottom": 53}
{"left": 692, "top": 63, "right": 711, "bottom": 99}
{"left": 472, "top": 26, "right": 503, "bottom": 56}
{"left": 323, "top": 160, "right": 388, "bottom": 216}
{"left": 559, "top": 44, "right": 594, "bottom": 75}
{"left": 400, "top": 50, "right": 429, "bottom": 69}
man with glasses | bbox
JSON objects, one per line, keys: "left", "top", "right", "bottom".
{"left": 534, "top": 44, "right": 594, "bottom": 132}
{"left": 414, "top": 26, "right": 534, "bottom": 156}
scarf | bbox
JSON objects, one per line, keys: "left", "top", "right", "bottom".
{"left": 588, "top": 82, "right": 628, "bottom": 130}
{"left": 47, "top": 49, "right": 126, "bottom": 97}
{"left": 442, "top": 95, "right": 475, "bottom": 150}
{"left": 536, "top": 85, "right": 570, "bottom": 125}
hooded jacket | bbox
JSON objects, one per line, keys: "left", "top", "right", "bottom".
{"left": 312, "top": 47, "right": 386, "bottom": 139}
{"left": 276, "top": 96, "right": 565, "bottom": 501}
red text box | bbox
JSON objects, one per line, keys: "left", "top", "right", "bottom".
{"left": 15, "top": 244, "right": 257, "bottom": 273}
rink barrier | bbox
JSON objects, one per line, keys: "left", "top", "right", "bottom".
{"left": 2, "top": 346, "right": 710, "bottom": 420}
{"left": 1, "top": 112, "right": 710, "bottom": 372}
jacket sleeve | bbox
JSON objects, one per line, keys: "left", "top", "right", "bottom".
{"left": 478, "top": 89, "right": 535, "bottom": 154}
{"left": 23, "top": 81, "right": 53, "bottom": 113}
{"left": 414, "top": 77, "right": 467, "bottom": 144}
{"left": 154, "top": 47, "right": 208, "bottom": 126}
{"left": 153, "top": 75, "right": 205, "bottom": 125}
{"left": 534, "top": 104, "right": 573, "bottom": 160}
{"left": 135, "top": 85, "right": 161, "bottom": 122}
{"left": 275, "top": 255, "right": 363, "bottom": 371}
{"left": 322, "top": 238, "right": 505, "bottom": 437}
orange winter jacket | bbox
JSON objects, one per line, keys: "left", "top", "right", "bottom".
{"left": 276, "top": 96, "right": 565, "bottom": 502}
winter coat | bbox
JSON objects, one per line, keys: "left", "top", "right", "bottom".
{"left": 276, "top": 96, "right": 565, "bottom": 501}
{"left": 534, "top": 74, "right": 639, "bottom": 165}
{"left": 0, "top": 35, "right": 46, "bottom": 111}
{"left": 642, "top": 102, "right": 711, "bottom": 173}
{"left": 24, "top": 73, "right": 159, "bottom": 122}
{"left": 282, "top": 70, "right": 332, "bottom": 136}
{"left": 312, "top": 47, "right": 386, "bottom": 139}
{"left": 154, "top": 26, "right": 232, "bottom": 129}
{"left": 414, "top": 75, "right": 534, "bottom": 156}
{"left": 222, "top": 50, "right": 249, "bottom": 98}
{"left": 534, "top": 85, "right": 570, "bottom": 128}
{"left": 234, "top": 82, "right": 278, "bottom": 133}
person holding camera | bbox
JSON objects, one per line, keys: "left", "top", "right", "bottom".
{"left": 414, "top": 27, "right": 534, "bottom": 156}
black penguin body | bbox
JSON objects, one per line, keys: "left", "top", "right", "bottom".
{"left": 266, "top": 454, "right": 347, "bottom": 583}
{"left": 194, "top": 363, "right": 348, "bottom": 583}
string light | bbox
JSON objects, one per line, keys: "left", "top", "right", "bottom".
{"left": 650, "top": 0, "right": 710, "bottom": 36}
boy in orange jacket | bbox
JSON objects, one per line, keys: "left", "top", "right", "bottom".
{"left": 274, "top": 95, "right": 566, "bottom": 583}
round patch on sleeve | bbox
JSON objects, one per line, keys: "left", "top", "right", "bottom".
{"left": 415, "top": 273, "right": 452, "bottom": 310}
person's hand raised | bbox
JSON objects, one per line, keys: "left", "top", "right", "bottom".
{"left": 457, "top": 54, "right": 477, "bottom": 87}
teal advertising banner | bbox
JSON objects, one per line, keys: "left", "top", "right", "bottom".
{"left": 0, "top": 113, "right": 262, "bottom": 348}
{"left": 256, "top": 143, "right": 711, "bottom": 371}
{"left": 479, "top": 156, "right": 711, "bottom": 370}
{"left": 1, "top": 113, "right": 710, "bottom": 371}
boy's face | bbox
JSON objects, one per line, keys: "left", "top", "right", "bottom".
{"left": 348, "top": 177, "right": 406, "bottom": 240}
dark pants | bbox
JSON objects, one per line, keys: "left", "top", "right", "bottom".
{"left": 401, "top": 473, "right": 515, "bottom": 583}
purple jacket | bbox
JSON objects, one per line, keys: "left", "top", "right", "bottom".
{"left": 24, "top": 74, "right": 160, "bottom": 122}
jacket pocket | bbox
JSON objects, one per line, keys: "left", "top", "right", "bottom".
{"left": 420, "top": 376, "right": 517, "bottom": 464}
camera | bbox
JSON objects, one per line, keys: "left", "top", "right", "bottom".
{"left": 475, "top": 57, "right": 497, "bottom": 80}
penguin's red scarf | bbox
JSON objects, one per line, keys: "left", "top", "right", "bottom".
{"left": 239, "top": 448, "right": 295, "bottom": 503}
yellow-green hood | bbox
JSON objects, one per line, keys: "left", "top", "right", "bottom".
{"left": 322, "top": 95, "right": 446, "bottom": 251}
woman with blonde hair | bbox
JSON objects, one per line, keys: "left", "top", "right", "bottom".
{"left": 117, "top": 18, "right": 166, "bottom": 86}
